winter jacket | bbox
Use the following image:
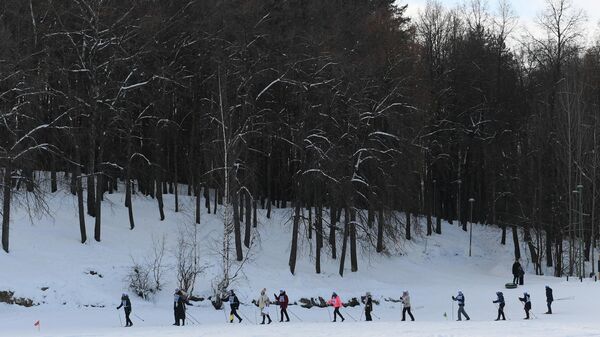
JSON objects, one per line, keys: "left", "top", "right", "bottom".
{"left": 401, "top": 294, "right": 411, "bottom": 308}
{"left": 174, "top": 292, "right": 192, "bottom": 319}
{"left": 117, "top": 295, "right": 131, "bottom": 311}
{"left": 259, "top": 294, "right": 271, "bottom": 309}
{"left": 546, "top": 287, "right": 553, "bottom": 302}
{"left": 275, "top": 292, "right": 289, "bottom": 310}
{"left": 223, "top": 293, "right": 240, "bottom": 310}
{"left": 328, "top": 296, "right": 343, "bottom": 308}
{"left": 519, "top": 294, "right": 532, "bottom": 310}
{"left": 512, "top": 262, "right": 522, "bottom": 276}
{"left": 365, "top": 297, "right": 373, "bottom": 312}
{"left": 493, "top": 293, "right": 505, "bottom": 304}
{"left": 453, "top": 293, "right": 465, "bottom": 306}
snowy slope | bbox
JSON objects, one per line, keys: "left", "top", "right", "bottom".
{"left": 0, "top": 185, "right": 599, "bottom": 337}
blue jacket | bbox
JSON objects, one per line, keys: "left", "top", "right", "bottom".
{"left": 453, "top": 293, "right": 465, "bottom": 306}
{"left": 493, "top": 293, "right": 505, "bottom": 304}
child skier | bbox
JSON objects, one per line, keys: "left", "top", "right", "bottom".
{"left": 401, "top": 291, "right": 415, "bottom": 321}
{"left": 259, "top": 288, "right": 272, "bottom": 324}
{"left": 452, "top": 291, "right": 470, "bottom": 321}
{"left": 492, "top": 291, "right": 506, "bottom": 321}
{"left": 327, "top": 292, "right": 345, "bottom": 322}
{"left": 545, "top": 286, "right": 553, "bottom": 314}
{"left": 364, "top": 292, "right": 373, "bottom": 321}
{"left": 519, "top": 292, "right": 532, "bottom": 319}
{"left": 223, "top": 289, "right": 243, "bottom": 323}
{"left": 116, "top": 293, "right": 133, "bottom": 327}
{"left": 274, "top": 290, "right": 290, "bottom": 322}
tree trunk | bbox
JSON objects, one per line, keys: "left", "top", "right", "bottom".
{"left": 244, "top": 191, "right": 251, "bottom": 248}
{"left": 546, "top": 228, "right": 553, "bottom": 267}
{"left": 50, "top": 158, "right": 58, "bottom": 193}
{"left": 512, "top": 225, "right": 520, "bottom": 260}
{"left": 87, "top": 146, "right": 96, "bottom": 217}
{"left": 316, "top": 204, "right": 323, "bottom": 274}
{"left": 252, "top": 198, "right": 257, "bottom": 228}
{"left": 125, "top": 154, "right": 135, "bottom": 230}
{"left": 376, "top": 207, "right": 384, "bottom": 253}
{"left": 94, "top": 173, "right": 102, "bottom": 242}
{"left": 329, "top": 206, "right": 337, "bottom": 259}
{"left": 350, "top": 207, "right": 358, "bottom": 273}
{"left": 195, "top": 184, "right": 201, "bottom": 225}
{"left": 232, "top": 192, "right": 243, "bottom": 261}
{"left": 204, "top": 185, "right": 211, "bottom": 213}
{"left": 75, "top": 148, "right": 86, "bottom": 244}
{"left": 2, "top": 164, "right": 12, "bottom": 253}
{"left": 501, "top": 223, "right": 507, "bottom": 245}
{"left": 406, "top": 211, "right": 411, "bottom": 240}
{"left": 289, "top": 200, "right": 300, "bottom": 274}
{"left": 339, "top": 207, "right": 349, "bottom": 277}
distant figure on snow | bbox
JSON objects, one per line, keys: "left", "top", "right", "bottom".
{"left": 116, "top": 293, "right": 133, "bottom": 327}
{"left": 364, "top": 292, "right": 373, "bottom": 321}
{"left": 327, "top": 292, "right": 345, "bottom": 322}
{"left": 173, "top": 289, "right": 193, "bottom": 326}
{"left": 545, "top": 286, "right": 553, "bottom": 314}
{"left": 274, "top": 290, "right": 290, "bottom": 322}
{"left": 512, "top": 260, "right": 523, "bottom": 285}
{"left": 258, "top": 288, "right": 272, "bottom": 324}
{"left": 401, "top": 291, "right": 415, "bottom": 321}
{"left": 519, "top": 292, "right": 532, "bottom": 320}
{"left": 492, "top": 291, "right": 506, "bottom": 321}
{"left": 222, "top": 289, "right": 242, "bottom": 323}
{"left": 452, "top": 291, "right": 470, "bottom": 321}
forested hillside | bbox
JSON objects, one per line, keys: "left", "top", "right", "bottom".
{"left": 0, "top": 0, "right": 598, "bottom": 289}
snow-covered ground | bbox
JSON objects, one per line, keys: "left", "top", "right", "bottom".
{"left": 1, "top": 185, "right": 599, "bottom": 336}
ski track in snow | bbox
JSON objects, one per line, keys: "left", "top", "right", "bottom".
{"left": 0, "top": 183, "right": 599, "bottom": 336}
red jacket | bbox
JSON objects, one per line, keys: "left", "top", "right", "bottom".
{"left": 275, "top": 293, "right": 289, "bottom": 309}
{"left": 328, "top": 296, "right": 343, "bottom": 308}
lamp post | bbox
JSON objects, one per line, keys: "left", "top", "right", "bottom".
{"left": 469, "top": 198, "right": 475, "bottom": 257}
{"left": 457, "top": 179, "right": 462, "bottom": 229}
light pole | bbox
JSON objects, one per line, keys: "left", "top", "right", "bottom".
{"left": 457, "top": 179, "right": 462, "bottom": 229}
{"left": 577, "top": 184, "right": 583, "bottom": 280}
{"left": 469, "top": 198, "right": 475, "bottom": 257}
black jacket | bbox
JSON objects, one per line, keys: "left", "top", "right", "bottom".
{"left": 512, "top": 262, "right": 522, "bottom": 276}
{"left": 546, "top": 287, "right": 553, "bottom": 302}
{"left": 117, "top": 295, "right": 131, "bottom": 311}
{"left": 365, "top": 297, "right": 373, "bottom": 312}
{"left": 223, "top": 293, "right": 240, "bottom": 310}
{"left": 174, "top": 292, "right": 192, "bottom": 318}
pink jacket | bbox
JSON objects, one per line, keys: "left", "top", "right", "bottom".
{"left": 328, "top": 296, "right": 343, "bottom": 308}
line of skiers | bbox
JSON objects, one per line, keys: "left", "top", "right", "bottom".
{"left": 115, "top": 285, "right": 555, "bottom": 326}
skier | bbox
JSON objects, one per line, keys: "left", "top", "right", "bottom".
{"left": 274, "top": 290, "right": 290, "bottom": 322}
{"left": 364, "top": 292, "right": 373, "bottom": 321}
{"left": 327, "top": 292, "right": 345, "bottom": 322}
{"left": 173, "top": 289, "right": 193, "bottom": 326}
{"left": 545, "top": 286, "right": 553, "bottom": 314}
{"left": 258, "top": 288, "right": 272, "bottom": 324}
{"left": 452, "top": 291, "right": 470, "bottom": 321}
{"left": 492, "top": 291, "right": 506, "bottom": 321}
{"left": 519, "top": 292, "right": 532, "bottom": 319}
{"left": 222, "top": 289, "right": 243, "bottom": 323}
{"left": 512, "top": 260, "right": 522, "bottom": 284}
{"left": 400, "top": 291, "right": 415, "bottom": 321}
{"left": 116, "top": 293, "right": 133, "bottom": 327}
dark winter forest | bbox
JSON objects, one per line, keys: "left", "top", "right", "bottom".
{"left": 0, "top": 0, "right": 598, "bottom": 280}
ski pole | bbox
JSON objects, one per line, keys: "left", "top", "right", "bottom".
{"left": 372, "top": 312, "right": 381, "bottom": 320}
{"left": 187, "top": 312, "right": 201, "bottom": 325}
{"left": 342, "top": 308, "right": 357, "bottom": 322}
{"left": 413, "top": 306, "right": 425, "bottom": 310}
{"left": 288, "top": 308, "right": 304, "bottom": 322}
{"left": 134, "top": 313, "right": 145, "bottom": 322}
{"left": 238, "top": 309, "right": 253, "bottom": 324}
{"left": 555, "top": 296, "right": 575, "bottom": 301}
{"left": 117, "top": 310, "right": 123, "bottom": 327}
{"left": 359, "top": 310, "right": 364, "bottom": 321}
{"left": 452, "top": 300, "right": 454, "bottom": 321}
{"left": 223, "top": 307, "right": 229, "bottom": 323}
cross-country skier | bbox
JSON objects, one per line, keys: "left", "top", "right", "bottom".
{"left": 274, "top": 290, "right": 290, "bottom": 322}
{"left": 258, "top": 288, "right": 272, "bottom": 324}
{"left": 327, "top": 292, "right": 345, "bottom": 322}
{"left": 452, "top": 291, "right": 470, "bottom": 321}
{"left": 401, "top": 291, "right": 415, "bottom": 321}
{"left": 492, "top": 291, "right": 506, "bottom": 321}
{"left": 222, "top": 289, "right": 243, "bottom": 323}
{"left": 512, "top": 260, "right": 523, "bottom": 284}
{"left": 173, "top": 289, "right": 193, "bottom": 326}
{"left": 519, "top": 292, "right": 532, "bottom": 319}
{"left": 364, "top": 292, "right": 373, "bottom": 321}
{"left": 545, "top": 286, "right": 553, "bottom": 314}
{"left": 116, "top": 293, "right": 133, "bottom": 327}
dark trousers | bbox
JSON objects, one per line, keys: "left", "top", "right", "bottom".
{"left": 512, "top": 275, "right": 519, "bottom": 284}
{"left": 524, "top": 303, "right": 531, "bottom": 319}
{"left": 333, "top": 307, "right": 344, "bottom": 321}
{"left": 124, "top": 308, "right": 133, "bottom": 326}
{"left": 496, "top": 303, "right": 505, "bottom": 320}
{"left": 280, "top": 308, "right": 289, "bottom": 322}
{"left": 458, "top": 305, "right": 470, "bottom": 320}
{"left": 402, "top": 307, "right": 415, "bottom": 321}
{"left": 261, "top": 313, "right": 272, "bottom": 324}
{"left": 365, "top": 309, "right": 372, "bottom": 321}
{"left": 546, "top": 301, "right": 552, "bottom": 314}
{"left": 230, "top": 307, "right": 242, "bottom": 322}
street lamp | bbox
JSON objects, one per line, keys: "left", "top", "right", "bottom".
{"left": 469, "top": 198, "right": 475, "bottom": 257}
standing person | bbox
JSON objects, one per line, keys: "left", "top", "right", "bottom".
{"left": 492, "top": 291, "right": 506, "bottom": 321}
{"left": 173, "top": 289, "right": 193, "bottom": 326}
{"left": 364, "top": 292, "right": 373, "bottom": 322}
{"left": 401, "top": 291, "right": 415, "bottom": 321}
{"left": 222, "top": 290, "right": 243, "bottom": 323}
{"left": 258, "top": 288, "right": 273, "bottom": 324}
{"left": 327, "top": 292, "right": 345, "bottom": 322}
{"left": 274, "top": 290, "right": 290, "bottom": 322}
{"left": 519, "top": 292, "right": 532, "bottom": 320}
{"left": 545, "top": 286, "right": 553, "bottom": 314}
{"left": 512, "top": 260, "right": 522, "bottom": 284}
{"left": 452, "top": 291, "right": 470, "bottom": 321}
{"left": 116, "top": 293, "right": 133, "bottom": 327}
